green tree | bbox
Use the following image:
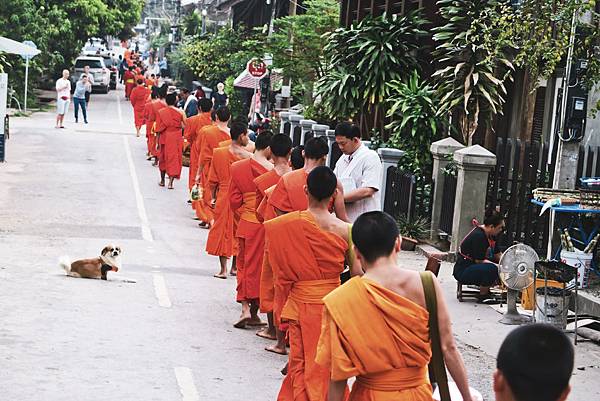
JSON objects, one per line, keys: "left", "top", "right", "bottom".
{"left": 265, "top": 0, "right": 339, "bottom": 105}
{"left": 432, "top": 0, "right": 515, "bottom": 145}
{"left": 316, "top": 12, "right": 426, "bottom": 130}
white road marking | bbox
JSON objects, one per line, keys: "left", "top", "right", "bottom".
{"left": 123, "top": 136, "right": 153, "bottom": 241}
{"left": 116, "top": 90, "right": 123, "bottom": 125}
{"left": 153, "top": 273, "right": 172, "bottom": 308}
{"left": 174, "top": 367, "right": 199, "bottom": 401}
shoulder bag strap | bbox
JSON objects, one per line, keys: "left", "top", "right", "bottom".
{"left": 420, "top": 272, "right": 451, "bottom": 401}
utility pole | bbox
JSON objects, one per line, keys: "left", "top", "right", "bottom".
{"left": 282, "top": 0, "right": 297, "bottom": 110}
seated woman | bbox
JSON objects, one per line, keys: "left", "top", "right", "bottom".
{"left": 454, "top": 210, "right": 505, "bottom": 301}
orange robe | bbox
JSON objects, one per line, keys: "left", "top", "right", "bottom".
{"left": 269, "top": 169, "right": 309, "bottom": 213}
{"left": 205, "top": 147, "right": 241, "bottom": 257}
{"left": 197, "top": 126, "right": 230, "bottom": 223}
{"left": 229, "top": 159, "right": 269, "bottom": 302}
{"left": 143, "top": 98, "right": 154, "bottom": 154}
{"left": 148, "top": 100, "right": 166, "bottom": 157}
{"left": 130, "top": 86, "right": 149, "bottom": 128}
{"left": 184, "top": 112, "right": 212, "bottom": 191}
{"left": 316, "top": 277, "right": 433, "bottom": 401}
{"left": 156, "top": 107, "right": 184, "bottom": 179}
{"left": 265, "top": 211, "right": 348, "bottom": 401}
{"left": 123, "top": 70, "right": 135, "bottom": 98}
{"left": 254, "top": 170, "right": 284, "bottom": 313}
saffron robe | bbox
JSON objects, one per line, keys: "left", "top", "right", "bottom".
{"left": 184, "top": 112, "right": 212, "bottom": 191}
{"left": 229, "top": 158, "right": 269, "bottom": 302}
{"left": 129, "top": 85, "right": 149, "bottom": 128}
{"left": 197, "top": 126, "right": 230, "bottom": 222}
{"left": 269, "top": 169, "right": 309, "bottom": 213}
{"left": 254, "top": 169, "right": 284, "bottom": 313}
{"left": 316, "top": 277, "right": 433, "bottom": 401}
{"left": 123, "top": 70, "right": 135, "bottom": 98}
{"left": 205, "top": 147, "right": 242, "bottom": 257}
{"left": 156, "top": 107, "right": 184, "bottom": 179}
{"left": 265, "top": 211, "right": 348, "bottom": 401}
{"left": 146, "top": 100, "right": 166, "bottom": 157}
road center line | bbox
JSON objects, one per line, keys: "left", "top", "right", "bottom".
{"left": 153, "top": 273, "right": 172, "bottom": 308}
{"left": 123, "top": 135, "right": 153, "bottom": 241}
{"left": 116, "top": 90, "right": 123, "bottom": 125}
{"left": 174, "top": 367, "right": 199, "bottom": 401}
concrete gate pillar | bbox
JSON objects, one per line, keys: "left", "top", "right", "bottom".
{"left": 429, "top": 137, "right": 465, "bottom": 240}
{"left": 299, "top": 119, "right": 317, "bottom": 145}
{"left": 377, "top": 148, "right": 404, "bottom": 212}
{"left": 450, "top": 145, "right": 497, "bottom": 254}
{"left": 279, "top": 111, "right": 290, "bottom": 135}
{"left": 289, "top": 114, "right": 303, "bottom": 145}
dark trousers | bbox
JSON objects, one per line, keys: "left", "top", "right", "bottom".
{"left": 73, "top": 97, "right": 87, "bottom": 122}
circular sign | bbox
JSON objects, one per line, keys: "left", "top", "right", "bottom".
{"left": 247, "top": 59, "right": 267, "bottom": 79}
{"left": 21, "top": 40, "right": 37, "bottom": 60}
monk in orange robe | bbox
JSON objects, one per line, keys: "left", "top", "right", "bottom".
{"left": 269, "top": 137, "right": 349, "bottom": 222}
{"left": 194, "top": 107, "right": 231, "bottom": 227}
{"left": 265, "top": 166, "right": 361, "bottom": 401}
{"left": 129, "top": 78, "right": 149, "bottom": 138}
{"left": 316, "top": 211, "right": 474, "bottom": 401}
{"left": 252, "top": 134, "right": 293, "bottom": 350}
{"left": 206, "top": 121, "right": 252, "bottom": 278}
{"left": 143, "top": 92, "right": 156, "bottom": 159}
{"left": 146, "top": 88, "right": 167, "bottom": 165}
{"left": 229, "top": 132, "right": 274, "bottom": 328}
{"left": 184, "top": 98, "right": 213, "bottom": 194}
{"left": 155, "top": 93, "right": 186, "bottom": 189}
{"left": 123, "top": 67, "right": 136, "bottom": 99}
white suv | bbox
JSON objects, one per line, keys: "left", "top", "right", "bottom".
{"left": 73, "top": 56, "right": 111, "bottom": 93}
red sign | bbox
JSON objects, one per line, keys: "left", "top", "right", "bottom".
{"left": 247, "top": 59, "right": 267, "bottom": 79}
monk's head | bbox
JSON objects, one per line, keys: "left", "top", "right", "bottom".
{"left": 305, "top": 166, "right": 337, "bottom": 207}
{"left": 352, "top": 211, "right": 401, "bottom": 266}
{"left": 137, "top": 78, "right": 144, "bottom": 85}
{"left": 165, "top": 93, "right": 178, "bottom": 106}
{"left": 290, "top": 146, "right": 305, "bottom": 170}
{"left": 303, "top": 137, "right": 329, "bottom": 166}
{"left": 231, "top": 121, "right": 249, "bottom": 146}
{"left": 494, "top": 324, "right": 573, "bottom": 401}
{"left": 255, "top": 131, "right": 273, "bottom": 159}
{"left": 199, "top": 98, "right": 213, "bottom": 113}
{"left": 215, "top": 106, "right": 231, "bottom": 123}
{"left": 270, "top": 134, "right": 293, "bottom": 161}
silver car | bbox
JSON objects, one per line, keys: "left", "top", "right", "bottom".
{"left": 73, "top": 56, "right": 111, "bottom": 93}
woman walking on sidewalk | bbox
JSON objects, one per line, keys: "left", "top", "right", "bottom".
{"left": 73, "top": 75, "right": 91, "bottom": 124}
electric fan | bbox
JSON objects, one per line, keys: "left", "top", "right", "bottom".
{"left": 498, "top": 244, "right": 537, "bottom": 325}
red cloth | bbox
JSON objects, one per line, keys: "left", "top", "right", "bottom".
{"left": 130, "top": 86, "right": 149, "bottom": 128}
{"left": 147, "top": 100, "right": 167, "bottom": 157}
{"left": 229, "top": 159, "right": 269, "bottom": 302}
{"left": 156, "top": 107, "right": 184, "bottom": 179}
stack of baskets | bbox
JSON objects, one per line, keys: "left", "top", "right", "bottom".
{"left": 532, "top": 188, "right": 579, "bottom": 204}
{"left": 579, "top": 178, "right": 600, "bottom": 210}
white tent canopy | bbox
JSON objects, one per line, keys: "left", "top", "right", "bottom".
{"left": 0, "top": 36, "right": 41, "bottom": 57}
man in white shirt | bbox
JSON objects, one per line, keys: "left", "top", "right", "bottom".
{"left": 333, "top": 122, "right": 383, "bottom": 222}
{"left": 55, "top": 69, "right": 71, "bottom": 129}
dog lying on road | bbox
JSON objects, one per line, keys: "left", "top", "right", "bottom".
{"left": 59, "top": 245, "right": 122, "bottom": 280}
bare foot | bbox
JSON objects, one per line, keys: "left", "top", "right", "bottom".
{"left": 247, "top": 317, "right": 267, "bottom": 327}
{"left": 198, "top": 222, "right": 210, "bottom": 229}
{"left": 233, "top": 316, "right": 251, "bottom": 329}
{"left": 159, "top": 182, "right": 165, "bottom": 187}
{"left": 213, "top": 273, "right": 227, "bottom": 279}
{"left": 168, "top": 185, "right": 174, "bottom": 190}
{"left": 281, "top": 363, "right": 288, "bottom": 375}
{"left": 256, "top": 328, "right": 277, "bottom": 340}
{"left": 229, "top": 269, "right": 237, "bottom": 276}
{"left": 266, "top": 344, "right": 288, "bottom": 355}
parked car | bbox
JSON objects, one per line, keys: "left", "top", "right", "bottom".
{"left": 101, "top": 55, "right": 118, "bottom": 90}
{"left": 73, "top": 56, "right": 111, "bottom": 94}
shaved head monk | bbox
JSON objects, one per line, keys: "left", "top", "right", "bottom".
{"left": 185, "top": 97, "right": 213, "bottom": 204}
{"left": 156, "top": 92, "right": 186, "bottom": 189}
{"left": 316, "top": 211, "right": 474, "bottom": 401}
{"left": 195, "top": 107, "right": 232, "bottom": 228}
{"left": 230, "top": 132, "right": 274, "bottom": 329}
{"left": 206, "top": 121, "right": 252, "bottom": 279}
{"left": 269, "top": 137, "right": 349, "bottom": 222}
{"left": 254, "top": 134, "right": 293, "bottom": 352}
{"left": 129, "top": 78, "right": 150, "bottom": 138}
{"left": 265, "top": 166, "right": 362, "bottom": 401}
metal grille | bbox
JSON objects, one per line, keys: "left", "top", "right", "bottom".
{"left": 383, "top": 166, "right": 415, "bottom": 220}
{"left": 439, "top": 173, "right": 457, "bottom": 235}
{"left": 292, "top": 126, "right": 302, "bottom": 146}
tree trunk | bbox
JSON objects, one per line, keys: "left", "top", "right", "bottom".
{"left": 519, "top": 70, "right": 538, "bottom": 144}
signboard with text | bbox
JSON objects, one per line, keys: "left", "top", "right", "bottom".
{"left": 246, "top": 59, "right": 268, "bottom": 79}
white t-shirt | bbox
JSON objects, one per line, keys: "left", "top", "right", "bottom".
{"left": 333, "top": 144, "right": 383, "bottom": 222}
{"left": 56, "top": 78, "right": 71, "bottom": 100}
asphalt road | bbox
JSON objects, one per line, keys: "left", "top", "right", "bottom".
{"left": 1, "top": 88, "right": 599, "bottom": 401}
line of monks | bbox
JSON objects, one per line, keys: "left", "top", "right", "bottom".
{"left": 129, "top": 84, "right": 476, "bottom": 401}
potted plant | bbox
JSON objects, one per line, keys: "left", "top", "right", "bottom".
{"left": 396, "top": 215, "right": 429, "bottom": 251}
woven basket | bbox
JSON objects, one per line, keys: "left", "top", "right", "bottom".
{"left": 580, "top": 189, "right": 600, "bottom": 209}
{"left": 532, "top": 188, "right": 579, "bottom": 203}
